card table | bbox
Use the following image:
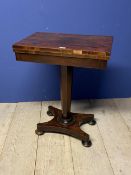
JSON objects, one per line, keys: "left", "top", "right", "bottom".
{"left": 13, "top": 32, "right": 113, "bottom": 147}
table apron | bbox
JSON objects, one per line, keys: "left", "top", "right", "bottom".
{"left": 15, "top": 53, "right": 107, "bottom": 69}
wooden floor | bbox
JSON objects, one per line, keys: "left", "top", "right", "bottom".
{"left": 0, "top": 98, "right": 131, "bottom": 175}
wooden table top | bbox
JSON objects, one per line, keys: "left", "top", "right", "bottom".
{"left": 13, "top": 32, "right": 113, "bottom": 69}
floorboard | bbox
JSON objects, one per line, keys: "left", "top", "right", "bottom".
{"left": 114, "top": 98, "right": 131, "bottom": 132}
{"left": 70, "top": 101, "right": 114, "bottom": 175}
{"left": 0, "top": 103, "right": 16, "bottom": 155}
{"left": 0, "top": 99, "right": 131, "bottom": 175}
{"left": 0, "top": 102, "right": 41, "bottom": 175}
{"left": 35, "top": 101, "right": 74, "bottom": 175}
{"left": 89, "top": 99, "right": 131, "bottom": 175}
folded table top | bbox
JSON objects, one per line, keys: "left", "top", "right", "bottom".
{"left": 13, "top": 32, "right": 113, "bottom": 69}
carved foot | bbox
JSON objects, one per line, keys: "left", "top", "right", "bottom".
{"left": 47, "top": 106, "right": 54, "bottom": 116}
{"left": 82, "top": 140, "right": 92, "bottom": 147}
{"left": 35, "top": 129, "right": 44, "bottom": 136}
{"left": 87, "top": 119, "right": 96, "bottom": 125}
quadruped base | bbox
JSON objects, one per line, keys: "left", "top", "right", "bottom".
{"left": 35, "top": 106, "right": 96, "bottom": 147}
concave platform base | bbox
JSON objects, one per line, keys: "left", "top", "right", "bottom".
{"left": 35, "top": 106, "right": 96, "bottom": 147}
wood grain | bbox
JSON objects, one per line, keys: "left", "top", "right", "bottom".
{"left": 0, "top": 103, "right": 16, "bottom": 114}
{"left": 35, "top": 101, "right": 74, "bottom": 175}
{"left": 0, "top": 102, "right": 41, "bottom": 175}
{"left": 61, "top": 66, "right": 72, "bottom": 118}
{"left": 0, "top": 103, "right": 16, "bottom": 155}
{"left": 114, "top": 98, "right": 131, "bottom": 132}
{"left": 13, "top": 32, "right": 113, "bottom": 60}
{"left": 13, "top": 32, "right": 113, "bottom": 69}
{"left": 70, "top": 100, "right": 114, "bottom": 175}
{"left": 0, "top": 99, "right": 131, "bottom": 175}
{"left": 89, "top": 99, "right": 131, "bottom": 175}
{"left": 15, "top": 52, "right": 107, "bottom": 69}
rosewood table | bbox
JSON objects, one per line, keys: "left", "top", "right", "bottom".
{"left": 13, "top": 32, "right": 113, "bottom": 147}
